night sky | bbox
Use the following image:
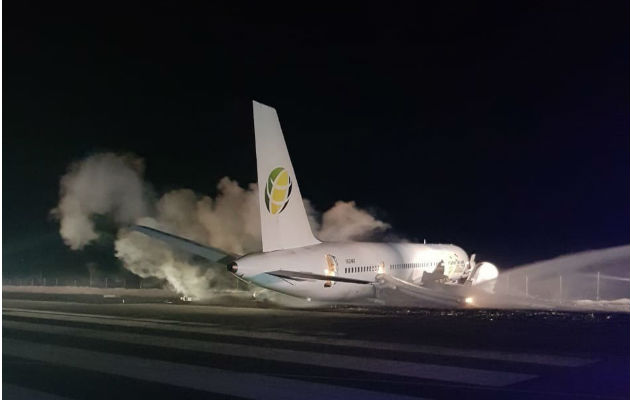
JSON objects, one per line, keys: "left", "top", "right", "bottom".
{"left": 4, "top": 2, "right": 629, "bottom": 278}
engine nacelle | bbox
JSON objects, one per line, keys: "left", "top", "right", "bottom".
{"left": 470, "top": 261, "right": 499, "bottom": 292}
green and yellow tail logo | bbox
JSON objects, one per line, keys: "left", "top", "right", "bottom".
{"left": 265, "top": 167, "right": 293, "bottom": 215}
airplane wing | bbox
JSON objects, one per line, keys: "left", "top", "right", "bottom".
{"left": 375, "top": 274, "right": 469, "bottom": 307}
{"left": 267, "top": 271, "right": 473, "bottom": 306}
{"left": 266, "top": 270, "right": 371, "bottom": 284}
{"left": 131, "top": 225, "right": 237, "bottom": 264}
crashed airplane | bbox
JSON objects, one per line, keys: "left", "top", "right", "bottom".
{"left": 134, "top": 101, "right": 499, "bottom": 306}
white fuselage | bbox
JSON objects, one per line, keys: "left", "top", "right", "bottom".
{"left": 234, "top": 242, "right": 469, "bottom": 301}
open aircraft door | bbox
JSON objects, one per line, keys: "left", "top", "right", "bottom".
{"left": 324, "top": 254, "right": 338, "bottom": 287}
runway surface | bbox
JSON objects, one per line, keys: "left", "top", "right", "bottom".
{"left": 3, "top": 299, "right": 629, "bottom": 399}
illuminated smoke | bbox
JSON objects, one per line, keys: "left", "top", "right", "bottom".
{"left": 53, "top": 152, "right": 392, "bottom": 299}
{"left": 317, "top": 201, "right": 390, "bottom": 241}
{"left": 496, "top": 245, "right": 630, "bottom": 302}
{"left": 51, "top": 153, "right": 149, "bottom": 250}
{"left": 469, "top": 245, "right": 630, "bottom": 311}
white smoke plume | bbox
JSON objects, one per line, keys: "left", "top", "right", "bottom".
{"left": 51, "top": 153, "right": 150, "bottom": 250}
{"left": 461, "top": 245, "right": 630, "bottom": 311}
{"left": 53, "top": 152, "right": 392, "bottom": 299}
{"left": 317, "top": 201, "right": 390, "bottom": 241}
{"left": 495, "top": 245, "right": 630, "bottom": 302}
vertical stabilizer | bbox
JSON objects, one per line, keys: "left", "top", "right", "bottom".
{"left": 253, "top": 101, "right": 320, "bottom": 252}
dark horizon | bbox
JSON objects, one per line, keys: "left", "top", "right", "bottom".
{"left": 3, "top": 2, "right": 629, "bottom": 278}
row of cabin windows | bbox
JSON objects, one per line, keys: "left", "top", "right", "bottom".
{"left": 344, "top": 260, "right": 466, "bottom": 274}
{"left": 344, "top": 265, "right": 378, "bottom": 273}
{"left": 345, "top": 263, "right": 434, "bottom": 273}
{"left": 392, "top": 262, "right": 436, "bottom": 270}
{"left": 392, "top": 260, "right": 465, "bottom": 270}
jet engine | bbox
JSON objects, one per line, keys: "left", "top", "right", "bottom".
{"left": 471, "top": 262, "right": 499, "bottom": 285}
{"left": 463, "top": 254, "right": 499, "bottom": 292}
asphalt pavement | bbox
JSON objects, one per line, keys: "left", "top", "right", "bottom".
{"left": 3, "top": 298, "right": 629, "bottom": 399}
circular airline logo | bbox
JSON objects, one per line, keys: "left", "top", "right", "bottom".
{"left": 265, "top": 167, "right": 292, "bottom": 215}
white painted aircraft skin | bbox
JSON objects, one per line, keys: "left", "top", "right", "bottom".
{"left": 229, "top": 101, "right": 483, "bottom": 302}
{"left": 236, "top": 242, "right": 469, "bottom": 301}
{"left": 134, "top": 101, "right": 497, "bottom": 303}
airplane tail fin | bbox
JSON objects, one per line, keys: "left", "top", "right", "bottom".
{"left": 253, "top": 101, "right": 320, "bottom": 252}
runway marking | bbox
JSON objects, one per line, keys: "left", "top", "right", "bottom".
{"left": 3, "top": 338, "right": 424, "bottom": 400}
{"left": 3, "top": 307, "right": 596, "bottom": 367}
{"left": 5, "top": 319, "right": 536, "bottom": 386}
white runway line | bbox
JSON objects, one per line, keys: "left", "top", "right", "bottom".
{"left": 3, "top": 384, "right": 71, "bottom": 400}
{"left": 4, "top": 319, "right": 536, "bottom": 386}
{"left": 3, "top": 308, "right": 596, "bottom": 367}
{"left": 3, "top": 338, "right": 424, "bottom": 400}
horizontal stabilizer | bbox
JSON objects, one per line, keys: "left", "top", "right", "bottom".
{"left": 267, "top": 270, "right": 371, "bottom": 284}
{"left": 131, "top": 225, "right": 237, "bottom": 264}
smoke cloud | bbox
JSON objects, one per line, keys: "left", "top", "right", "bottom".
{"left": 53, "top": 152, "right": 392, "bottom": 299}
{"left": 495, "top": 245, "right": 630, "bottom": 302}
{"left": 51, "top": 153, "right": 150, "bottom": 250}
{"left": 317, "top": 201, "right": 390, "bottom": 241}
